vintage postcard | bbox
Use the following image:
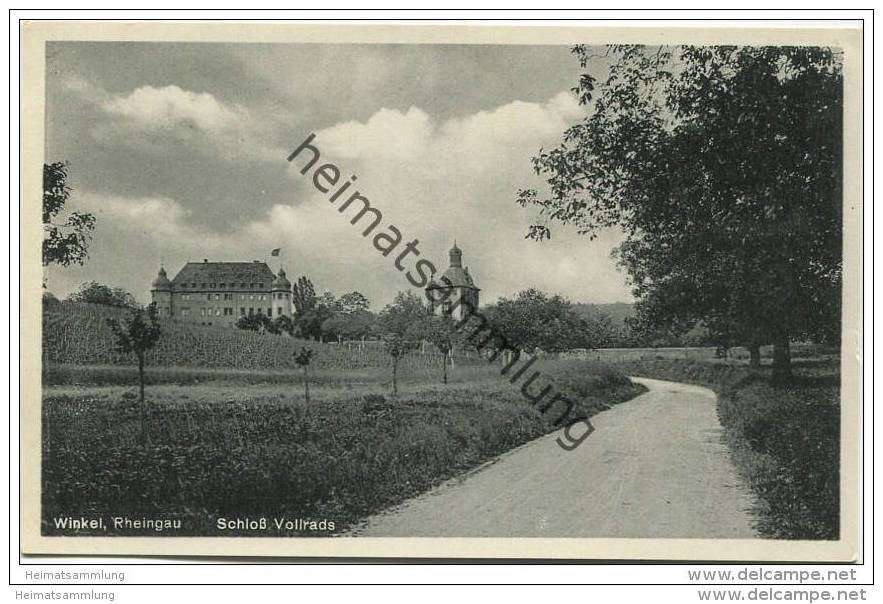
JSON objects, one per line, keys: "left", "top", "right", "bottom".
{"left": 20, "top": 21, "right": 863, "bottom": 560}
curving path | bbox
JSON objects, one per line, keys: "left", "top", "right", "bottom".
{"left": 350, "top": 377, "right": 758, "bottom": 538}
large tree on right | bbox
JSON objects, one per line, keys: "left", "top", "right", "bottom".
{"left": 518, "top": 45, "right": 842, "bottom": 381}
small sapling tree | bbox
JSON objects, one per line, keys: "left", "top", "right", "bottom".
{"left": 107, "top": 302, "right": 162, "bottom": 444}
{"left": 382, "top": 334, "right": 418, "bottom": 396}
{"left": 294, "top": 347, "right": 314, "bottom": 403}
{"left": 379, "top": 292, "right": 425, "bottom": 396}
{"left": 426, "top": 315, "right": 455, "bottom": 384}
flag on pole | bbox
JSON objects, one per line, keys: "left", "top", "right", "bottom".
{"left": 271, "top": 248, "right": 281, "bottom": 257}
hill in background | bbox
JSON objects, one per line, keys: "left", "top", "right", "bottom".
{"left": 42, "top": 301, "right": 466, "bottom": 372}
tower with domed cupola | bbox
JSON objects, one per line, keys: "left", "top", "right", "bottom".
{"left": 425, "top": 242, "right": 480, "bottom": 321}
{"left": 150, "top": 266, "right": 172, "bottom": 317}
{"left": 271, "top": 267, "right": 293, "bottom": 318}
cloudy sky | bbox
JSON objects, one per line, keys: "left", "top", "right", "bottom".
{"left": 43, "top": 42, "right": 632, "bottom": 308}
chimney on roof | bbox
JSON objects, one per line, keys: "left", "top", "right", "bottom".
{"left": 203, "top": 259, "right": 208, "bottom": 263}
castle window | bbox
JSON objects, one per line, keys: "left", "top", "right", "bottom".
{"left": 258, "top": 283, "right": 264, "bottom": 289}
{"left": 200, "top": 308, "right": 206, "bottom": 316}
{"left": 249, "top": 283, "right": 255, "bottom": 288}
{"left": 181, "top": 308, "right": 190, "bottom": 317}
{"left": 249, "top": 308, "right": 254, "bottom": 316}
{"left": 191, "top": 283, "right": 196, "bottom": 288}
{"left": 277, "top": 307, "right": 283, "bottom": 316}
{"left": 240, "top": 307, "right": 245, "bottom": 316}
{"left": 224, "top": 293, "right": 233, "bottom": 300}
{"left": 215, "top": 308, "right": 221, "bottom": 316}
{"left": 268, "top": 308, "right": 272, "bottom": 317}
{"left": 220, "top": 283, "right": 226, "bottom": 288}
{"left": 201, "top": 283, "right": 206, "bottom": 288}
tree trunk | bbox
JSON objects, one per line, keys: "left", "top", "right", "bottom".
{"left": 138, "top": 354, "right": 148, "bottom": 445}
{"left": 771, "top": 335, "right": 791, "bottom": 384}
{"left": 392, "top": 360, "right": 398, "bottom": 396}
{"left": 303, "top": 365, "right": 310, "bottom": 403}
{"left": 442, "top": 353, "right": 448, "bottom": 384}
{"left": 748, "top": 342, "right": 761, "bottom": 368}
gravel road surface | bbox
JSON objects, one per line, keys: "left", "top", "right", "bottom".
{"left": 351, "top": 377, "right": 758, "bottom": 538}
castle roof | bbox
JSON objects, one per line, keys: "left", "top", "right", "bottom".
{"left": 434, "top": 266, "right": 478, "bottom": 289}
{"left": 151, "top": 267, "right": 171, "bottom": 291}
{"left": 170, "top": 261, "right": 276, "bottom": 288}
{"left": 272, "top": 267, "right": 292, "bottom": 290}
{"left": 426, "top": 243, "right": 480, "bottom": 291}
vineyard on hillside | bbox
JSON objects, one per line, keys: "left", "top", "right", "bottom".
{"left": 42, "top": 302, "right": 482, "bottom": 371}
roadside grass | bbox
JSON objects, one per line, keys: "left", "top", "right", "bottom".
{"left": 42, "top": 363, "right": 499, "bottom": 390}
{"left": 42, "top": 359, "right": 645, "bottom": 536}
{"left": 610, "top": 358, "right": 840, "bottom": 540}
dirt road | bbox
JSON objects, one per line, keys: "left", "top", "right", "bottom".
{"left": 351, "top": 377, "right": 758, "bottom": 538}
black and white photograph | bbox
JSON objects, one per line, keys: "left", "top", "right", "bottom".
{"left": 20, "top": 21, "right": 862, "bottom": 561}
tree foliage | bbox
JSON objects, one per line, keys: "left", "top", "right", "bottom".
{"left": 337, "top": 291, "right": 370, "bottom": 314}
{"left": 484, "top": 288, "right": 611, "bottom": 353}
{"left": 273, "top": 314, "right": 296, "bottom": 336}
{"left": 68, "top": 281, "right": 139, "bottom": 309}
{"left": 290, "top": 276, "right": 326, "bottom": 340}
{"left": 43, "top": 162, "right": 96, "bottom": 267}
{"left": 322, "top": 309, "right": 378, "bottom": 342}
{"left": 235, "top": 312, "right": 278, "bottom": 334}
{"left": 291, "top": 276, "right": 317, "bottom": 314}
{"left": 518, "top": 45, "right": 842, "bottom": 380}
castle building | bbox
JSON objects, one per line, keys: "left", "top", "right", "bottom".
{"left": 151, "top": 260, "right": 292, "bottom": 326}
{"left": 425, "top": 243, "right": 480, "bottom": 321}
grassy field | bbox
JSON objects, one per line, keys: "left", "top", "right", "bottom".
{"left": 42, "top": 359, "right": 645, "bottom": 536}
{"left": 610, "top": 358, "right": 840, "bottom": 540}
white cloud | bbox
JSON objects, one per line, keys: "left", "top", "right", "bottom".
{"left": 103, "top": 85, "right": 242, "bottom": 131}
{"left": 279, "top": 91, "right": 631, "bottom": 305}
{"left": 46, "top": 91, "right": 631, "bottom": 307}
{"left": 76, "top": 192, "right": 224, "bottom": 246}
{"left": 66, "top": 78, "right": 285, "bottom": 162}
{"left": 313, "top": 106, "right": 434, "bottom": 161}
